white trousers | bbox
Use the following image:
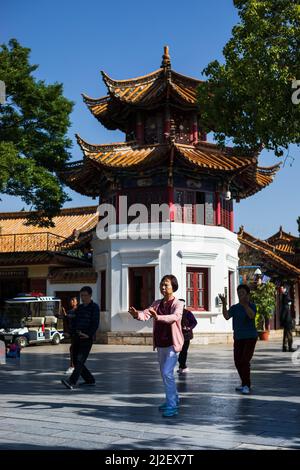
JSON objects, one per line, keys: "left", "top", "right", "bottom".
{"left": 157, "top": 346, "right": 178, "bottom": 408}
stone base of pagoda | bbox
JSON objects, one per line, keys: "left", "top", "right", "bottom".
{"left": 95, "top": 329, "right": 283, "bottom": 345}
{"left": 95, "top": 331, "right": 235, "bottom": 345}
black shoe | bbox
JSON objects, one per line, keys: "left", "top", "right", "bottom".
{"left": 288, "top": 348, "right": 297, "bottom": 352}
{"left": 79, "top": 381, "right": 96, "bottom": 386}
{"left": 282, "top": 347, "right": 287, "bottom": 352}
{"left": 61, "top": 378, "right": 74, "bottom": 390}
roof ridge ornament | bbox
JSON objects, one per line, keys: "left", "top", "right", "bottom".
{"left": 279, "top": 225, "right": 283, "bottom": 238}
{"left": 161, "top": 45, "right": 171, "bottom": 71}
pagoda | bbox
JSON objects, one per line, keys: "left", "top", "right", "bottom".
{"left": 62, "top": 47, "right": 280, "bottom": 343}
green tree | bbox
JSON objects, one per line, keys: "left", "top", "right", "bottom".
{"left": 0, "top": 39, "right": 73, "bottom": 226}
{"left": 251, "top": 281, "right": 276, "bottom": 331}
{"left": 198, "top": 0, "right": 300, "bottom": 156}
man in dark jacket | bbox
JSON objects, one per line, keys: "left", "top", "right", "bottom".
{"left": 61, "top": 286, "right": 100, "bottom": 389}
{"left": 280, "top": 286, "right": 296, "bottom": 352}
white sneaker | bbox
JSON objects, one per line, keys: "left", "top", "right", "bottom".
{"left": 65, "top": 367, "right": 74, "bottom": 375}
{"left": 241, "top": 385, "right": 250, "bottom": 395}
{"left": 235, "top": 385, "right": 244, "bottom": 392}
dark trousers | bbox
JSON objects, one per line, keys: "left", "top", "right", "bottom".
{"left": 283, "top": 327, "right": 293, "bottom": 351}
{"left": 69, "top": 340, "right": 74, "bottom": 367}
{"left": 178, "top": 340, "right": 190, "bottom": 369}
{"left": 234, "top": 338, "right": 257, "bottom": 388}
{"left": 69, "top": 337, "right": 94, "bottom": 385}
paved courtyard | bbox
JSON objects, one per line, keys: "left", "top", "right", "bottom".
{"left": 0, "top": 339, "right": 300, "bottom": 450}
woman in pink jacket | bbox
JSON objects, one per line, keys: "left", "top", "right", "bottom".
{"left": 129, "top": 274, "right": 184, "bottom": 417}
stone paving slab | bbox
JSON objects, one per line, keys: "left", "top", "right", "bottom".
{"left": 0, "top": 340, "right": 300, "bottom": 450}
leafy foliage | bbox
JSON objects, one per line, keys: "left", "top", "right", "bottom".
{"left": 198, "top": 0, "right": 300, "bottom": 156}
{"left": 251, "top": 281, "right": 276, "bottom": 330}
{"left": 0, "top": 39, "right": 73, "bottom": 226}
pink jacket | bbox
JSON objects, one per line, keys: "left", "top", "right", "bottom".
{"left": 137, "top": 298, "right": 184, "bottom": 352}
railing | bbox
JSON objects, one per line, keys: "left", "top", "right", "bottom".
{"left": 0, "top": 232, "right": 68, "bottom": 252}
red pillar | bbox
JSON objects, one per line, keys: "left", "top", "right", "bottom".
{"left": 168, "top": 186, "right": 175, "bottom": 222}
{"left": 215, "top": 192, "right": 221, "bottom": 226}
{"left": 230, "top": 203, "right": 234, "bottom": 232}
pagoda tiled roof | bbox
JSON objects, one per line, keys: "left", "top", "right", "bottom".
{"left": 267, "top": 226, "right": 298, "bottom": 242}
{"left": 0, "top": 206, "right": 98, "bottom": 252}
{"left": 82, "top": 48, "right": 202, "bottom": 130}
{"left": 264, "top": 226, "right": 298, "bottom": 255}
{"left": 76, "top": 135, "right": 169, "bottom": 168}
{"left": 267, "top": 240, "right": 296, "bottom": 254}
{"left": 100, "top": 69, "right": 201, "bottom": 105}
{"left": 238, "top": 227, "right": 300, "bottom": 276}
{"left": 63, "top": 137, "right": 279, "bottom": 199}
{"left": 175, "top": 142, "right": 256, "bottom": 170}
{"left": 75, "top": 136, "right": 258, "bottom": 170}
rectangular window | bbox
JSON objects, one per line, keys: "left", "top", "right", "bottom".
{"left": 174, "top": 189, "right": 215, "bottom": 225}
{"left": 195, "top": 192, "right": 205, "bottom": 224}
{"left": 205, "top": 192, "right": 215, "bottom": 225}
{"left": 129, "top": 267, "right": 155, "bottom": 310}
{"left": 186, "top": 267, "right": 208, "bottom": 311}
{"left": 221, "top": 198, "right": 232, "bottom": 230}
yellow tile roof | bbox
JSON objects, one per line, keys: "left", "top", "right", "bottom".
{"left": 175, "top": 142, "right": 256, "bottom": 170}
{"left": 76, "top": 136, "right": 262, "bottom": 171}
{"left": 238, "top": 229, "right": 300, "bottom": 276}
{"left": 83, "top": 67, "right": 202, "bottom": 128}
{"left": 0, "top": 206, "right": 98, "bottom": 252}
{"left": 267, "top": 227, "right": 298, "bottom": 243}
{"left": 62, "top": 138, "right": 280, "bottom": 199}
{"left": 76, "top": 135, "right": 169, "bottom": 168}
{"left": 271, "top": 242, "right": 295, "bottom": 254}
{"left": 100, "top": 69, "right": 201, "bottom": 106}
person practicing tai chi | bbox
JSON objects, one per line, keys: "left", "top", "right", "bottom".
{"left": 219, "top": 284, "right": 257, "bottom": 395}
{"left": 129, "top": 274, "right": 184, "bottom": 417}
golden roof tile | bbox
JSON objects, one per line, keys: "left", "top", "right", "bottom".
{"left": 267, "top": 226, "right": 298, "bottom": 243}
{"left": 62, "top": 138, "right": 279, "bottom": 199}
{"left": 238, "top": 231, "right": 300, "bottom": 276}
{"left": 175, "top": 142, "right": 256, "bottom": 170}
{"left": 76, "top": 135, "right": 168, "bottom": 168}
{"left": 0, "top": 206, "right": 98, "bottom": 253}
{"left": 83, "top": 55, "right": 203, "bottom": 126}
{"left": 271, "top": 242, "right": 295, "bottom": 254}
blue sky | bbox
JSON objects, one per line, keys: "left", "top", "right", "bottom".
{"left": 1, "top": 0, "right": 299, "bottom": 238}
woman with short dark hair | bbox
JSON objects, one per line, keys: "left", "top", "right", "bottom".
{"left": 129, "top": 275, "right": 184, "bottom": 417}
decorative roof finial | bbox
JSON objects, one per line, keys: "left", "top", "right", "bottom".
{"left": 161, "top": 45, "right": 171, "bottom": 69}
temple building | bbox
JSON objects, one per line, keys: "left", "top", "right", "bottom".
{"left": 238, "top": 226, "right": 300, "bottom": 330}
{"left": 0, "top": 206, "right": 98, "bottom": 311}
{"left": 62, "top": 47, "right": 280, "bottom": 344}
